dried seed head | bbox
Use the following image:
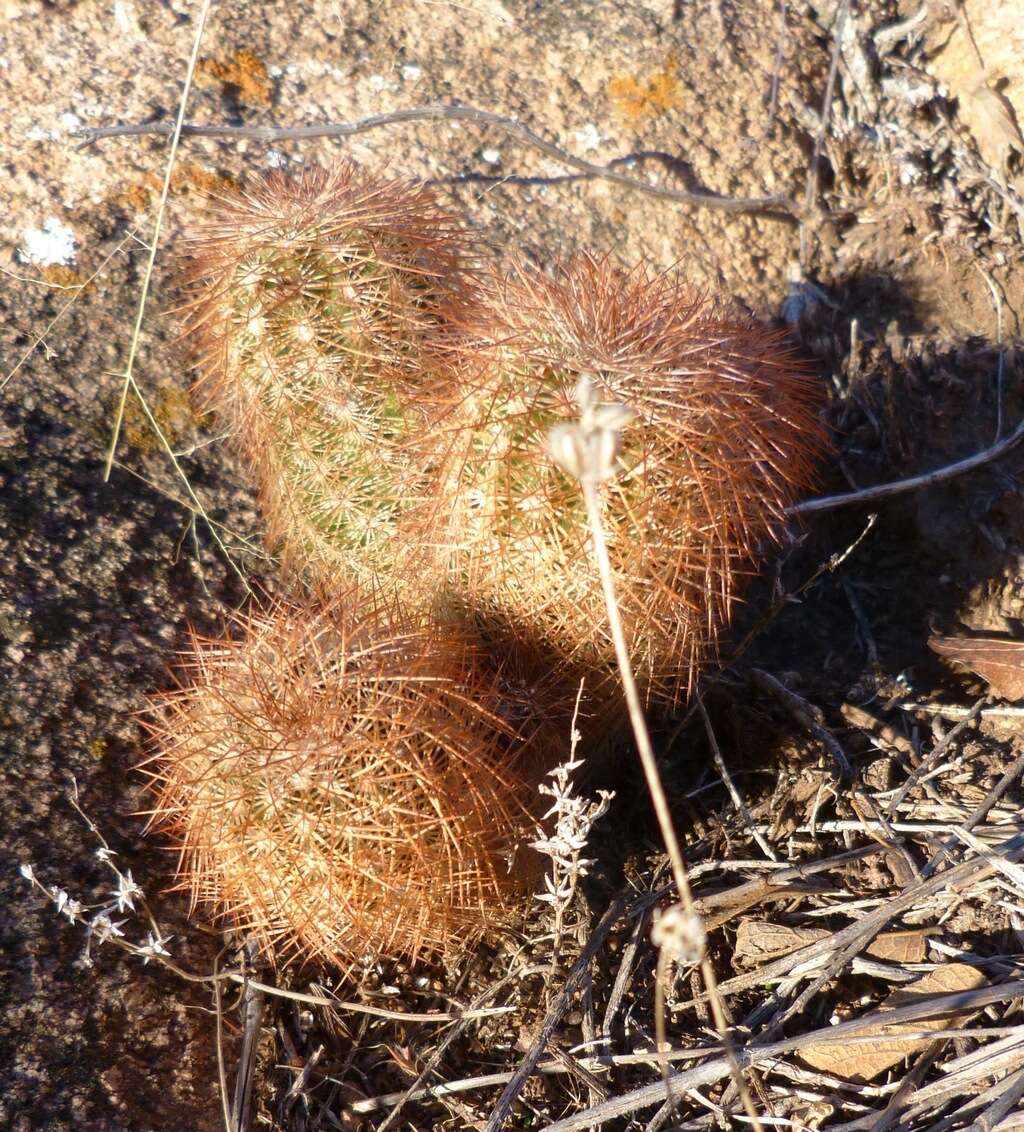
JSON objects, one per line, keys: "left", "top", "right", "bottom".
{"left": 651, "top": 904, "right": 706, "bottom": 965}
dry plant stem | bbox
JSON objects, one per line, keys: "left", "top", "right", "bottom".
{"left": 787, "top": 416, "right": 1024, "bottom": 516}
{"left": 799, "top": 0, "right": 846, "bottom": 268}
{"left": 859, "top": 1044, "right": 943, "bottom": 1132}
{"left": 581, "top": 475, "right": 693, "bottom": 932}
{"left": 578, "top": 474, "right": 761, "bottom": 1131}
{"left": 907, "top": 1038, "right": 1024, "bottom": 1131}
{"left": 376, "top": 966, "right": 544, "bottom": 1132}
{"left": 213, "top": 947, "right": 231, "bottom": 1132}
{"left": 751, "top": 667, "right": 852, "bottom": 778}
{"left": 116, "top": 374, "right": 252, "bottom": 594}
{"left": 961, "top": 1064, "right": 1024, "bottom": 1131}
{"left": 231, "top": 945, "right": 263, "bottom": 1132}
{"left": 39, "top": 899, "right": 512, "bottom": 1022}
{"left": 220, "top": 976, "right": 512, "bottom": 1022}
{"left": 652, "top": 947, "right": 678, "bottom": 1124}
{"left": 885, "top": 695, "right": 987, "bottom": 819}
{"left": 111, "top": 460, "right": 267, "bottom": 559}
{"left": 485, "top": 894, "right": 628, "bottom": 1132}
{"left": 676, "top": 832, "right": 1024, "bottom": 1008}
{"left": 760, "top": 0, "right": 788, "bottom": 141}
{"left": 974, "top": 262, "right": 1005, "bottom": 442}
{"left": 103, "top": 0, "right": 212, "bottom": 481}
{"left": 75, "top": 107, "right": 796, "bottom": 216}
{"left": 351, "top": 1027, "right": 1024, "bottom": 1117}
{"left": 539, "top": 979, "right": 1024, "bottom": 1132}
{"left": 1, "top": 227, "right": 138, "bottom": 393}
{"left": 601, "top": 907, "right": 648, "bottom": 1036}
{"left": 923, "top": 748, "right": 1024, "bottom": 877}
{"left": 906, "top": 701, "right": 1024, "bottom": 720}
{"left": 696, "top": 697, "right": 777, "bottom": 861}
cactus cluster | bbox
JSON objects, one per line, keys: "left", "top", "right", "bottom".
{"left": 146, "top": 160, "right": 825, "bottom": 972}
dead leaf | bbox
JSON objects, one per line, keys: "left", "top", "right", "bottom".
{"left": 929, "top": 635, "right": 1024, "bottom": 700}
{"left": 734, "top": 923, "right": 930, "bottom": 969}
{"left": 733, "top": 921, "right": 829, "bottom": 968}
{"left": 799, "top": 963, "right": 986, "bottom": 1082}
{"left": 865, "top": 929, "right": 930, "bottom": 964}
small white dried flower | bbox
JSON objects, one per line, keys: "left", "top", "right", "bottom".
{"left": 547, "top": 423, "right": 588, "bottom": 481}
{"left": 547, "top": 375, "right": 634, "bottom": 484}
{"left": 94, "top": 847, "right": 115, "bottom": 864}
{"left": 651, "top": 904, "right": 706, "bottom": 965}
{"left": 138, "top": 930, "right": 172, "bottom": 965}
{"left": 113, "top": 870, "right": 143, "bottom": 913}
{"left": 91, "top": 912, "right": 126, "bottom": 944}
{"left": 18, "top": 862, "right": 34, "bottom": 883}
{"left": 590, "top": 402, "right": 635, "bottom": 433}
{"left": 61, "top": 896, "right": 84, "bottom": 922}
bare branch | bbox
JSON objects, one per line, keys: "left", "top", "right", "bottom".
{"left": 787, "top": 416, "right": 1024, "bottom": 517}
{"left": 74, "top": 105, "right": 798, "bottom": 216}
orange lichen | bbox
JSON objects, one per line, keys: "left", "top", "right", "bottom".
{"left": 608, "top": 51, "right": 683, "bottom": 126}
{"left": 173, "top": 162, "right": 237, "bottom": 196}
{"left": 39, "top": 264, "right": 87, "bottom": 290}
{"left": 120, "top": 382, "right": 198, "bottom": 453}
{"left": 116, "top": 164, "right": 237, "bottom": 215}
{"left": 196, "top": 48, "right": 273, "bottom": 107}
{"left": 141, "top": 598, "right": 544, "bottom": 969}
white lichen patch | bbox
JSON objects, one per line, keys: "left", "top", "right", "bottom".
{"left": 20, "top": 217, "right": 76, "bottom": 266}
{"left": 573, "top": 123, "right": 603, "bottom": 153}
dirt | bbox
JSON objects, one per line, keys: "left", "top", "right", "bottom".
{"left": 2, "top": 0, "right": 1023, "bottom": 1129}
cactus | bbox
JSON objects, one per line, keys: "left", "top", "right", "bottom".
{"left": 142, "top": 598, "right": 547, "bottom": 969}
{"left": 154, "top": 169, "right": 829, "bottom": 972}
{"left": 421, "top": 253, "right": 826, "bottom": 707}
{"left": 183, "top": 160, "right": 475, "bottom": 594}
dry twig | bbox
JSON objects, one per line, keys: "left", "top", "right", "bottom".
{"left": 75, "top": 106, "right": 797, "bottom": 216}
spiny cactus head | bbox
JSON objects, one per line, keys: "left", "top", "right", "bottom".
{"left": 184, "top": 159, "right": 476, "bottom": 402}
{"left": 426, "top": 252, "right": 828, "bottom": 705}
{"left": 247, "top": 374, "right": 435, "bottom": 596}
{"left": 180, "top": 159, "right": 473, "bottom": 595}
{"left": 141, "top": 597, "right": 545, "bottom": 972}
